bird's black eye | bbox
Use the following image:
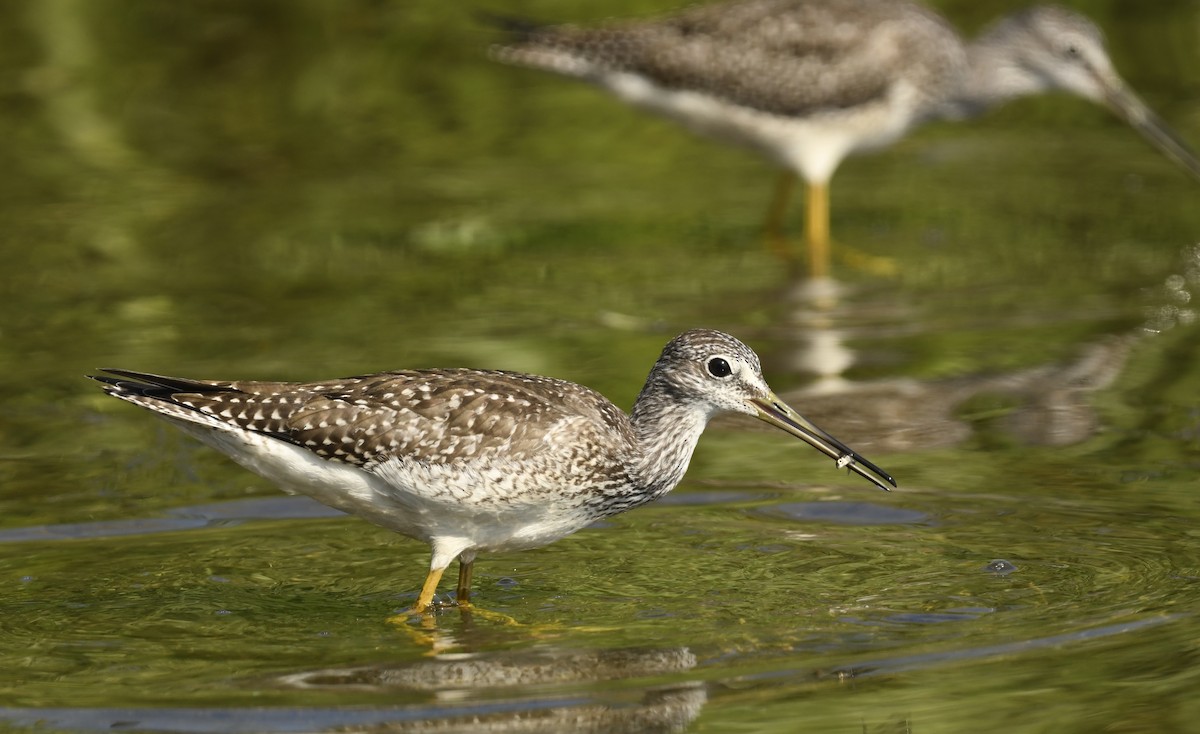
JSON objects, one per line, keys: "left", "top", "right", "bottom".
{"left": 706, "top": 357, "right": 732, "bottom": 378}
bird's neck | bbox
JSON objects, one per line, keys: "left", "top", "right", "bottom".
{"left": 627, "top": 378, "right": 711, "bottom": 505}
{"left": 953, "top": 24, "right": 1047, "bottom": 117}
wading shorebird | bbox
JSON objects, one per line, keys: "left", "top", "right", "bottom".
{"left": 491, "top": 0, "right": 1200, "bottom": 277}
{"left": 92, "top": 329, "right": 894, "bottom": 614}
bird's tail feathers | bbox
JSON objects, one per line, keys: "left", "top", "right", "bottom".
{"left": 89, "top": 369, "right": 227, "bottom": 398}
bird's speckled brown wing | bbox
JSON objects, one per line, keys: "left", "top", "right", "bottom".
{"left": 94, "top": 369, "right": 636, "bottom": 470}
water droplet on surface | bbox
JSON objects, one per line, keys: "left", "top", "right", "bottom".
{"left": 983, "top": 559, "right": 1018, "bottom": 574}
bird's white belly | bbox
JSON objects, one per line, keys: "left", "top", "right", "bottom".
{"left": 601, "top": 70, "right": 923, "bottom": 184}
{"left": 176, "top": 420, "right": 602, "bottom": 554}
{"left": 369, "top": 457, "right": 604, "bottom": 551}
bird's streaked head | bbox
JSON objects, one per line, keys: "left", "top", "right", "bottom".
{"left": 646, "top": 329, "right": 895, "bottom": 491}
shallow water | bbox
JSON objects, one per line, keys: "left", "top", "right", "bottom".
{"left": 2, "top": 1, "right": 1200, "bottom": 731}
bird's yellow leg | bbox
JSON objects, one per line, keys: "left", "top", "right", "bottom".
{"left": 455, "top": 558, "right": 474, "bottom": 607}
{"left": 764, "top": 172, "right": 797, "bottom": 259}
{"left": 414, "top": 565, "right": 446, "bottom": 612}
{"left": 450, "top": 558, "right": 529, "bottom": 626}
{"left": 805, "top": 181, "right": 832, "bottom": 280}
{"left": 386, "top": 565, "right": 445, "bottom": 623}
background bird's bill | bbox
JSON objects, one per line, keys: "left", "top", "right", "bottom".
{"left": 1104, "top": 80, "right": 1200, "bottom": 181}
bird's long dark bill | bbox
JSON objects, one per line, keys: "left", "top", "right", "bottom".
{"left": 752, "top": 396, "right": 895, "bottom": 492}
{"left": 1107, "top": 84, "right": 1200, "bottom": 182}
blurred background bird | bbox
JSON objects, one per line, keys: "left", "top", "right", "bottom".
{"left": 491, "top": 0, "right": 1200, "bottom": 278}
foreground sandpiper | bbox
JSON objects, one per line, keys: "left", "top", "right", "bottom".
{"left": 491, "top": 0, "right": 1200, "bottom": 276}
{"left": 92, "top": 329, "right": 894, "bottom": 614}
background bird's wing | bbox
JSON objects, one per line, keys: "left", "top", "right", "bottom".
{"left": 511, "top": 0, "right": 961, "bottom": 117}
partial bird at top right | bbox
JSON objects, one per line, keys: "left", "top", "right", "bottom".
{"left": 491, "top": 0, "right": 1200, "bottom": 277}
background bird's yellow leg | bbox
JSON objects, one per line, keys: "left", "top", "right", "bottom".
{"left": 836, "top": 244, "right": 899, "bottom": 276}
{"left": 763, "top": 172, "right": 796, "bottom": 259}
{"left": 455, "top": 558, "right": 474, "bottom": 606}
{"left": 805, "top": 181, "right": 831, "bottom": 279}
